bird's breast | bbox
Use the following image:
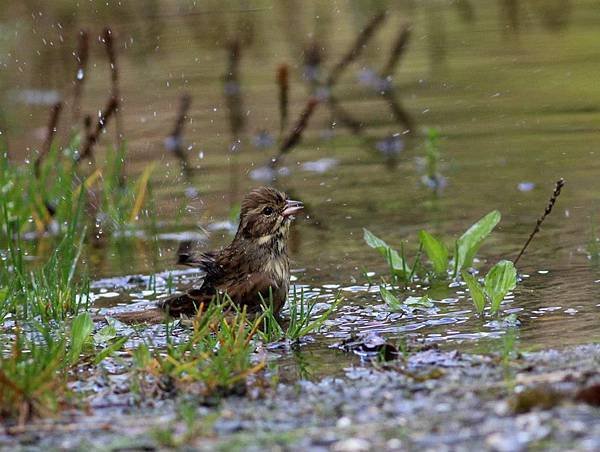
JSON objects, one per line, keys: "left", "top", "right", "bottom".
{"left": 263, "top": 255, "right": 289, "bottom": 284}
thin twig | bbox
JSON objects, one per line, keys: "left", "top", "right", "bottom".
{"left": 513, "top": 178, "right": 565, "bottom": 266}
{"left": 326, "top": 11, "right": 386, "bottom": 87}
{"left": 76, "top": 96, "right": 119, "bottom": 164}
{"left": 71, "top": 30, "right": 89, "bottom": 124}
{"left": 35, "top": 101, "right": 63, "bottom": 178}
{"left": 165, "top": 93, "right": 192, "bottom": 176}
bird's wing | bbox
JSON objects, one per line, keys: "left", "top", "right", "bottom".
{"left": 159, "top": 272, "right": 278, "bottom": 316}
{"left": 218, "top": 272, "right": 280, "bottom": 312}
{"left": 158, "top": 287, "right": 215, "bottom": 317}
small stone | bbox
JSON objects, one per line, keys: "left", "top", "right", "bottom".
{"left": 332, "top": 438, "right": 371, "bottom": 452}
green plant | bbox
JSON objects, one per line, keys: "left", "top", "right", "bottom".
{"left": 379, "top": 286, "right": 434, "bottom": 314}
{"left": 259, "top": 288, "right": 341, "bottom": 342}
{"left": 364, "top": 210, "right": 501, "bottom": 283}
{"left": 136, "top": 300, "right": 265, "bottom": 397}
{"left": 0, "top": 139, "right": 156, "bottom": 240}
{"left": 0, "top": 193, "right": 90, "bottom": 322}
{"left": 363, "top": 229, "right": 417, "bottom": 284}
{"left": 0, "top": 313, "right": 109, "bottom": 424}
{"left": 462, "top": 260, "right": 517, "bottom": 316}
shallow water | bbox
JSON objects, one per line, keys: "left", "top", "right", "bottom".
{"left": 2, "top": 0, "right": 600, "bottom": 364}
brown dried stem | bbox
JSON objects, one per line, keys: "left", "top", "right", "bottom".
{"left": 271, "top": 97, "right": 319, "bottom": 168}
{"left": 277, "top": 64, "right": 289, "bottom": 136}
{"left": 381, "top": 25, "right": 411, "bottom": 78}
{"left": 326, "top": 11, "right": 386, "bottom": 87}
{"left": 327, "top": 95, "right": 363, "bottom": 135}
{"left": 35, "top": 101, "right": 63, "bottom": 178}
{"left": 513, "top": 178, "right": 565, "bottom": 266}
{"left": 223, "top": 38, "right": 245, "bottom": 205}
{"left": 382, "top": 88, "right": 414, "bottom": 133}
{"left": 71, "top": 30, "right": 89, "bottom": 124}
{"left": 76, "top": 96, "right": 118, "bottom": 164}
{"left": 223, "top": 39, "right": 245, "bottom": 138}
{"left": 165, "top": 93, "right": 192, "bottom": 175}
{"left": 102, "top": 27, "right": 123, "bottom": 148}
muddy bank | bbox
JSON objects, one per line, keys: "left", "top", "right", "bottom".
{"left": 2, "top": 343, "right": 600, "bottom": 451}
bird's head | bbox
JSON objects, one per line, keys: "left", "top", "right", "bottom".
{"left": 236, "top": 187, "right": 303, "bottom": 243}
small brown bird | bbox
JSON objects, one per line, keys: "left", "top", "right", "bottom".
{"left": 111, "top": 187, "right": 303, "bottom": 323}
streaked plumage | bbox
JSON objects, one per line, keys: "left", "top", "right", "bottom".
{"left": 115, "top": 187, "right": 302, "bottom": 323}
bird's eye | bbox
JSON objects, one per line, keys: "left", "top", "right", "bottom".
{"left": 262, "top": 206, "right": 274, "bottom": 216}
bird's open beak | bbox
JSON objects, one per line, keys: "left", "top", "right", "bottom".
{"left": 282, "top": 199, "right": 304, "bottom": 218}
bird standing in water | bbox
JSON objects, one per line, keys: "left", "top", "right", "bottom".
{"left": 114, "top": 187, "right": 303, "bottom": 323}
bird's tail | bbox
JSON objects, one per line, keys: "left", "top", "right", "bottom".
{"left": 93, "top": 306, "right": 168, "bottom": 324}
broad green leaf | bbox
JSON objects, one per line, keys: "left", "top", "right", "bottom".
{"left": 379, "top": 286, "right": 402, "bottom": 311}
{"left": 68, "top": 313, "right": 94, "bottom": 365}
{"left": 462, "top": 272, "right": 487, "bottom": 315}
{"left": 363, "top": 228, "right": 409, "bottom": 276}
{"left": 455, "top": 210, "right": 501, "bottom": 273}
{"left": 484, "top": 260, "right": 517, "bottom": 314}
{"left": 419, "top": 230, "right": 448, "bottom": 275}
{"left": 93, "top": 322, "right": 118, "bottom": 344}
{"left": 404, "top": 296, "right": 435, "bottom": 309}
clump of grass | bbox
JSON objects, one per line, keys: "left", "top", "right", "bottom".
{"left": 0, "top": 326, "right": 67, "bottom": 425}
{"left": 0, "top": 194, "right": 90, "bottom": 322}
{"left": 0, "top": 135, "right": 156, "bottom": 240}
{"left": 259, "top": 288, "right": 341, "bottom": 343}
{"left": 134, "top": 300, "right": 265, "bottom": 398}
{"left": 0, "top": 313, "right": 110, "bottom": 425}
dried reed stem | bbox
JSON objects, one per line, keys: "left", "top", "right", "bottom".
{"left": 72, "top": 30, "right": 89, "bottom": 124}
{"left": 326, "top": 11, "right": 386, "bottom": 87}
{"left": 277, "top": 64, "right": 289, "bottom": 136}
{"left": 383, "top": 88, "right": 414, "bottom": 133}
{"left": 223, "top": 39, "right": 245, "bottom": 138}
{"left": 102, "top": 27, "right": 123, "bottom": 148}
{"left": 76, "top": 96, "right": 119, "bottom": 163}
{"left": 223, "top": 38, "right": 245, "bottom": 204}
{"left": 271, "top": 97, "right": 319, "bottom": 167}
{"left": 381, "top": 24, "right": 411, "bottom": 78}
{"left": 166, "top": 93, "right": 192, "bottom": 175}
{"left": 35, "top": 101, "right": 63, "bottom": 178}
{"left": 328, "top": 95, "right": 363, "bottom": 135}
{"left": 513, "top": 178, "right": 565, "bottom": 265}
